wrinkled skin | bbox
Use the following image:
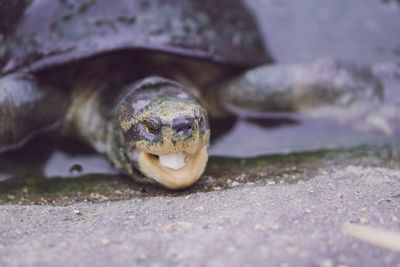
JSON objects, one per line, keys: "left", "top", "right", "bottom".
{"left": 0, "top": 0, "right": 399, "bottom": 189}
{"left": 116, "top": 77, "right": 210, "bottom": 189}
{"left": 49, "top": 55, "right": 214, "bottom": 189}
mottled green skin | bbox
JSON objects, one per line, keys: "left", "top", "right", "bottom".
{"left": 118, "top": 78, "right": 209, "bottom": 154}
{"left": 57, "top": 64, "right": 209, "bottom": 185}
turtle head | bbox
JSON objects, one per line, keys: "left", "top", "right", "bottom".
{"left": 117, "top": 77, "right": 210, "bottom": 189}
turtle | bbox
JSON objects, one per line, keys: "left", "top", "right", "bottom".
{"left": 0, "top": 0, "right": 398, "bottom": 189}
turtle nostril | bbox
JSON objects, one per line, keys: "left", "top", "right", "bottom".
{"left": 173, "top": 116, "right": 194, "bottom": 136}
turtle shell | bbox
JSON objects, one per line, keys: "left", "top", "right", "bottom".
{"left": 0, "top": 0, "right": 271, "bottom": 75}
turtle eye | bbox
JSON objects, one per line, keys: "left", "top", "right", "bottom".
{"left": 143, "top": 116, "right": 161, "bottom": 135}
{"left": 198, "top": 115, "right": 204, "bottom": 127}
{"left": 197, "top": 113, "right": 209, "bottom": 134}
{"left": 199, "top": 113, "right": 208, "bottom": 128}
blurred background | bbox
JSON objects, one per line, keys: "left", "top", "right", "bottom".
{"left": 246, "top": 0, "right": 400, "bottom": 64}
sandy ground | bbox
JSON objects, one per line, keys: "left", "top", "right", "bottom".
{"left": 1, "top": 165, "right": 399, "bottom": 267}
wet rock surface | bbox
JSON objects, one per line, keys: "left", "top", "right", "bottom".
{"left": 1, "top": 165, "right": 400, "bottom": 266}
{"left": 1, "top": 135, "right": 399, "bottom": 205}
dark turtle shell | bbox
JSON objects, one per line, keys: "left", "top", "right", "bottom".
{"left": 0, "top": 0, "right": 271, "bottom": 75}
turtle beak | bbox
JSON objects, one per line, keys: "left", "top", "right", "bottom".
{"left": 138, "top": 146, "right": 208, "bottom": 189}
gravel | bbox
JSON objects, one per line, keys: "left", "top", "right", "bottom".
{"left": 1, "top": 165, "right": 399, "bottom": 266}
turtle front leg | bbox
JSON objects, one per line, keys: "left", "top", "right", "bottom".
{"left": 0, "top": 73, "right": 69, "bottom": 152}
{"left": 219, "top": 58, "right": 400, "bottom": 135}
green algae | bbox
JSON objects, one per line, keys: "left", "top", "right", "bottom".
{"left": 1, "top": 135, "right": 399, "bottom": 205}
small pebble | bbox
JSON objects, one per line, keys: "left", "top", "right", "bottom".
{"left": 102, "top": 239, "right": 109, "bottom": 245}
{"left": 285, "top": 246, "right": 299, "bottom": 254}
{"left": 194, "top": 206, "right": 205, "bottom": 212}
{"left": 161, "top": 221, "right": 192, "bottom": 232}
{"left": 88, "top": 192, "right": 109, "bottom": 202}
{"left": 254, "top": 224, "right": 266, "bottom": 230}
{"left": 73, "top": 210, "right": 81, "bottom": 215}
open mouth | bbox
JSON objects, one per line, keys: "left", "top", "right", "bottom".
{"left": 138, "top": 147, "right": 208, "bottom": 189}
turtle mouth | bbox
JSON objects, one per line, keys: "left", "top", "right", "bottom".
{"left": 137, "top": 147, "right": 208, "bottom": 189}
